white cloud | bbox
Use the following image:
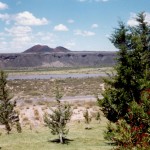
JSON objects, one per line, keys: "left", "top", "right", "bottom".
{"left": 0, "top": 32, "right": 7, "bottom": 37}
{"left": 127, "top": 12, "right": 150, "bottom": 26}
{"left": 1, "top": 26, "right": 33, "bottom": 52}
{"left": 91, "top": 23, "right": 99, "bottom": 28}
{"left": 8, "top": 38, "right": 31, "bottom": 52}
{"left": 54, "top": 24, "right": 69, "bottom": 31}
{"left": 0, "top": 13, "right": 10, "bottom": 21}
{"left": 0, "top": 25, "right": 58, "bottom": 52}
{"left": 0, "top": 41, "right": 7, "bottom": 52}
{"left": 15, "top": 11, "right": 49, "bottom": 26}
{"left": 36, "top": 32, "right": 56, "bottom": 42}
{"left": 74, "top": 30, "right": 95, "bottom": 36}
{"left": 144, "top": 12, "right": 150, "bottom": 25}
{"left": 105, "top": 34, "right": 110, "bottom": 38}
{"left": 0, "top": 2, "right": 8, "bottom": 10}
{"left": 127, "top": 13, "right": 138, "bottom": 27}
{"left": 127, "top": 19, "right": 138, "bottom": 27}
{"left": 65, "top": 41, "right": 76, "bottom": 49}
{"left": 0, "top": 11, "right": 49, "bottom": 26}
{"left": 68, "top": 19, "right": 75, "bottom": 23}
{"left": 12, "top": 36, "right": 31, "bottom": 44}
{"left": 5, "top": 26, "right": 32, "bottom": 37}
{"left": 41, "top": 34, "right": 54, "bottom": 41}
{"left": 0, "top": 13, "right": 12, "bottom": 25}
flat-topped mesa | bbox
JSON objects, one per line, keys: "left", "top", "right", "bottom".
{"left": 23, "top": 45, "right": 70, "bottom": 53}
{"left": 0, "top": 45, "right": 117, "bottom": 68}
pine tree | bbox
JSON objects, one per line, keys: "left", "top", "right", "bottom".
{"left": 100, "top": 12, "right": 150, "bottom": 123}
{"left": 44, "top": 83, "right": 72, "bottom": 144}
{"left": 0, "top": 70, "right": 20, "bottom": 134}
{"left": 99, "top": 12, "right": 150, "bottom": 149}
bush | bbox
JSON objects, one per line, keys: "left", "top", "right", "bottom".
{"left": 105, "top": 119, "right": 149, "bottom": 150}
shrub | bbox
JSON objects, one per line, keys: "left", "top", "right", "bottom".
{"left": 105, "top": 119, "right": 149, "bottom": 150}
{"left": 83, "top": 109, "right": 92, "bottom": 129}
{"left": 95, "top": 111, "right": 101, "bottom": 123}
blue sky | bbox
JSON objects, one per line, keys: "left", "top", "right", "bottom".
{"left": 0, "top": 0, "right": 150, "bottom": 53}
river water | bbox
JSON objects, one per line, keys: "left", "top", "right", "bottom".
{"left": 8, "top": 73, "right": 107, "bottom": 80}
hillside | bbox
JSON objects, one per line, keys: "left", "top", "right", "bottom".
{"left": 0, "top": 45, "right": 116, "bottom": 69}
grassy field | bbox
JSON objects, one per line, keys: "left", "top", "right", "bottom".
{"left": 0, "top": 120, "right": 113, "bottom": 150}
{"left": 0, "top": 98, "right": 114, "bottom": 150}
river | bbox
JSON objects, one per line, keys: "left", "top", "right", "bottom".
{"left": 8, "top": 73, "right": 107, "bottom": 80}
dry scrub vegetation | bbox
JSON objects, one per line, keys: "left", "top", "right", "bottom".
{"left": 8, "top": 77, "right": 104, "bottom": 104}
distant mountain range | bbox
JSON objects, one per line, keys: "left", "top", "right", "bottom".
{"left": 0, "top": 45, "right": 117, "bottom": 69}
{"left": 23, "top": 45, "right": 70, "bottom": 53}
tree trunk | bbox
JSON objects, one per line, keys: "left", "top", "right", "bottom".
{"left": 59, "top": 133, "right": 63, "bottom": 144}
{"left": 5, "top": 123, "right": 11, "bottom": 134}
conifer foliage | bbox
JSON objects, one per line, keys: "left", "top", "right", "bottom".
{"left": 0, "top": 70, "right": 20, "bottom": 134}
{"left": 44, "top": 83, "right": 72, "bottom": 144}
{"left": 99, "top": 12, "right": 150, "bottom": 149}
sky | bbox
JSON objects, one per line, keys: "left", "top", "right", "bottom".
{"left": 0, "top": 0, "right": 150, "bottom": 53}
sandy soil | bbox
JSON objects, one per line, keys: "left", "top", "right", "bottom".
{"left": 18, "top": 104, "right": 105, "bottom": 128}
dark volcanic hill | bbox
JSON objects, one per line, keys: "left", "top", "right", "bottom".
{"left": 23, "top": 45, "right": 70, "bottom": 53}
{"left": 53, "top": 46, "right": 70, "bottom": 52}
{"left": 23, "top": 45, "right": 53, "bottom": 53}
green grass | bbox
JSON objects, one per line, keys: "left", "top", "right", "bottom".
{"left": 0, "top": 121, "right": 113, "bottom": 150}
